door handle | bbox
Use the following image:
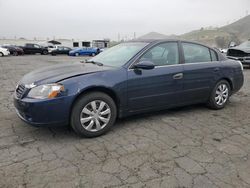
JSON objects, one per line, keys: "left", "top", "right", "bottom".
{"left": 173, "top": 73, "right": 183, "bottom": 80}
{"left": 214, "top": 67, "right": 220, "bottom": 72}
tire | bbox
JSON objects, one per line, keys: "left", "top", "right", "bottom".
{"left": 71, "top": 92, "right": 117, "bottom": 137}
{"left": 13, "top": 51, "right": 18, "bottom": 56}
{"left": 42, "top": 50, "right": 48, "bottom": 55}
{"left": 75, "top": 53, "right": 79, "bottom": 56}
{"left": 207, "top": 80, "right": 231, "bottom": 110}
{"left": 0, "top": 52, "right": 3, "bottom": 57}
{"left": 91, "top": 53, "right": 96, "bottom": 57}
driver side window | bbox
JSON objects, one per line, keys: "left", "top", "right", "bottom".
{"left": 140, "top": 42, "right": 179, "bottom": 66}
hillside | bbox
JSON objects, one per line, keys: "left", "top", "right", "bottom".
{"left": 180, "top": 28, "right": 236, "bottom": 47}
{"left": 181, "top": 15, "right": 250, "bottom": 47}
{"left": 138, "top": 32, "right": 169, "bottom": 40}
{"left": 221, "top": 15, "right": 250, "bottom": 41}
{"left": 138, "top": 15, "right": 250, "bottom": 48}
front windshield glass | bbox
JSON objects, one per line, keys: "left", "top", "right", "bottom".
{"left": 89, "top": 42, "right": 149, "bottom": 67}
{"left": 239, "top": 41, "right": 250, "bottom": 48}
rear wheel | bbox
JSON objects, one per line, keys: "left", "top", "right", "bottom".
{"left": 71, "top": 92, "right": 117, "bottom": 137}
{"left": 0, "top": 52, "right": 3, "bottom": 57}
{"left": 42, "top": 50, "right": 48, "bottom": 55}
{"left": 91, "top": 53, "right": 96, "bottom": 56}
{"left": 207, "top": 80, "right": 230, "bottom": 109}
{"left": 75, "top": 53, "right": 79, "bottom": 56}
{"left": 13, "top": 51, "right": 18, "bottom": 56}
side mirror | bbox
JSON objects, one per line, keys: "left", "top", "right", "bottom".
{"left": 133, "top": 61, "right": 155, "bottom": 70}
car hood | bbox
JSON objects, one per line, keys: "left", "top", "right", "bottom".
{"left": 20, "top": 62, "right": 113, "bottom": 85}
{"left": 229, "top": 46, "right": 250, "bottom": 53}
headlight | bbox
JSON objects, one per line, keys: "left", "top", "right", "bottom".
{"left": 27, "top": 83, "right": 64, "bottom": 99}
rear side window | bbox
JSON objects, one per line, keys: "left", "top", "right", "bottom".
{"left": 182, "top": 43, "right": 211, "bottom": 63}
{"left": 210, "top": 49, "right": 218, "bottom": 61}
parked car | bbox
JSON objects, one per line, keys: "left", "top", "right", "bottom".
{"left": 20, "top": 43, "right": 48, "bottom": 55}
{"left": 14, "top": 40, "right": 244, "bottom": 137}
{"left": 47, "top": 45, "right": 61, "bottom": 53}
{"left": 0, "top": 47, "right": 10, "bottom": 57}
{"left": 50, "top": 46, "right": 72, "bottom": 56}
{"left": 219, "top": 48, "right": 228, "bottom": 54}
{"left": 1, "top": 45, "right": 24, "bottom": 56}
{"left": 227, "top": 40, "right": 250, "bottom": 66}
{"left": 69, "top": 47, "right": 100, "bottom": 56}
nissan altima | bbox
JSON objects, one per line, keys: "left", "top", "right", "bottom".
{"left": 14, "top": 40, "right": 244, "bottom": 137}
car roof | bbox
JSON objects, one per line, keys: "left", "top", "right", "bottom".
{"left": 129, "top": 39, "right": 212, "bottom": 47}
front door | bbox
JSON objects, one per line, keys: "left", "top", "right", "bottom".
{"left": 127, "top": 42, "right": 184, "bottom": 112}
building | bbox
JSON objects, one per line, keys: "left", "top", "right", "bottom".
{"left": 72, "top": 40, "right": 109, "bottom": 48}
{"left": 92, "top": 40, "right": 110, "bottom": 48}
{"left": 72, "top": 41, "right": 91, "bottom": 48}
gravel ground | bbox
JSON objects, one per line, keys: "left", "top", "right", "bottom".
{"left": 0, "top": 55, "right": 250, "bottom": 188}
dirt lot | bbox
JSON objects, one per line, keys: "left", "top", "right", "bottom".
{"left": 0, "top": 55, "right": 250, "bottom": 188}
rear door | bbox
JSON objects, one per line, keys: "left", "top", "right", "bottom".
{"left": 127, "top": 42, "right": 184, "bottom": 111}
{"left": 25, "top": 44, "right": 34, "bottom": 53}
{"left": 181, "top": 42, "right": 222, "bottom": 103}
{"left": 57, "top": 47, "right": 64, "bottom": 54}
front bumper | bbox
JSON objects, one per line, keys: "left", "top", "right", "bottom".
{"left": 2, "top": 51, "right": 10, "bottom": 56}
{"left": 13, "top": 94, "right": 74, "bottom": 127}
{"left": 227, "top": 56, "right": 250, "bottom": 65}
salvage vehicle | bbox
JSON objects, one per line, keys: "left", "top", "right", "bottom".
{"left": 50, "top": 46, "right": 72, "bottom": 56}
{"left": 14, "top": 40, "right": 244, "bottom": 137}
{"left": 227, "top": 39, "right": 250, "bottom": 66}
{"left": 69, "top": 47, "right": 100, "bottom": 56}
{"left": 0, "top": 47, "right": 10, "bottom": 57}
{"left": 20, "top": 43, "right": 48, "bottom": 55}
{"left": 1, "top": 45, "right": 24, "bottom": 56}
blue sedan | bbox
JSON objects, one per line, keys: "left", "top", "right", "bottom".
{"left": 14, "top": 40, "right": 244, "bottom": 137}
{"left": 69, "top": 47, "right": 100, "bottom": 56}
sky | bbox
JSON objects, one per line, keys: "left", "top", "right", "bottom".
{"left": 0, "top": 0, "right": 249, "bottom": 41}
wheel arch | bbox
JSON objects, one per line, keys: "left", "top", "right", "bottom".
{"left": 219, "top": 77, "right": 234, "bottom": 91}
{"left": 69, "top": 86, "right": 120, "bottom": 121}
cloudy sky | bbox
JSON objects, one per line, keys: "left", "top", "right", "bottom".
{"left": 0, "top": 0, "right": 249, "bottom": 40}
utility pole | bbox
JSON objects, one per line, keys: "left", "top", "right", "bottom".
{"left": 118, "top": 33, "right": 120, "bottom": 42}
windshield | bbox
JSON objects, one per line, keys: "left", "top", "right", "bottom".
{"left": 88, "top": 42, "right": 148, "bottom": 67}
{"left": 239, "top": 41, "right": 250, "bottom": 48}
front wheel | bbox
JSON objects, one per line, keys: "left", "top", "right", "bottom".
{"left": 71, "top": 92, "right": 117, "bottom": 137}
{"left": 0, "top": 52, "right": 3, "bottom": 57}
{"left": 207, "top": 80, "right": 230, "bottom": 110}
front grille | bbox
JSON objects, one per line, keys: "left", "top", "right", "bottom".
{"left": 227, "top": 49, "right": 249, "bottom": 57}
{"left": 16, "top": 84, "right": 26, "bottom": 98}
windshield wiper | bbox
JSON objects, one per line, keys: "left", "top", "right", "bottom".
{"left": 84, "top": 60, "right": 103, "bottom": 66}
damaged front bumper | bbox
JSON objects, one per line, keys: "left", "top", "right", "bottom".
{"left": 227, "top": 56, "right": 250, "bottom": 65}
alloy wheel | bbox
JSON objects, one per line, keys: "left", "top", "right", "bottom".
{"left": 80, "top": 100, "right": 111, "bottom": 132}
